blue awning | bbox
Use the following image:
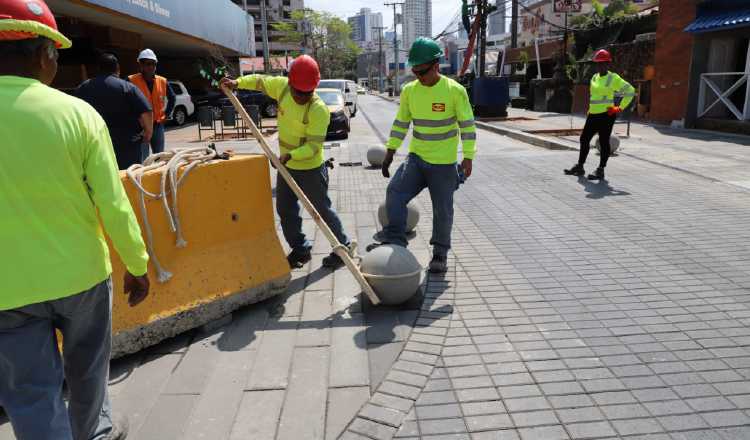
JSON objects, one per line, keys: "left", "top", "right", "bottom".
{"left": 685, "top": 0, "right": 750, "bottom": 34}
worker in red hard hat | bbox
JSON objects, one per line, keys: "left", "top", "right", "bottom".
{"left": 0, "top": 1, "right": 149, "bottom": 439}
{"left": 221, "top": 55, "right": 352, "bottom": 270}
{"left": 564, "top": 49, "right": 635, "bottom": 180}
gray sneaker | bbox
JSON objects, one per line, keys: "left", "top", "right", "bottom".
{"left": 428, "top": 255, "right": 448, "bottom": 273}
{"left": 103, "top": 415, "right": 129, "bottom": 440}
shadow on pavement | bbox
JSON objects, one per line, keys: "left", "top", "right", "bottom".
{"left": 577, "top": 176, "right": 631, "bottom": 199}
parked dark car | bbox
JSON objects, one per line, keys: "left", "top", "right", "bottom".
{"left": 195, "top": 90, "right": 278, "bottom": 118}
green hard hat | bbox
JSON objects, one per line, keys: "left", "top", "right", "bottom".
{"left": 407, "top": 37, "right": 444, "bottom": 67}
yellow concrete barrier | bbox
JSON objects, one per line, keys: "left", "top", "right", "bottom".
{"left": 108, "top": 155, "right": 290, "bottom": 357}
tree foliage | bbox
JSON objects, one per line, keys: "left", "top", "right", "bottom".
{"left": 272, "top": 9, "right": 361, "bottom": 79}
{"left": 570, "top": 0, "right": 640, "bottom": 29}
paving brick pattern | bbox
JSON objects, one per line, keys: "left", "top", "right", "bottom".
{"left": 339, "top": 96, "right": 750, "bottom": 440}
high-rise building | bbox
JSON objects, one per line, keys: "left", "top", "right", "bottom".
{"left": 488, "top": 0, "right": 507, "bottom": 38}
{"left": 403, "top": 0, "right": 431, "bottom": 49}
{"left": 232, "top": 0, "right": 305, "bottom": 57}
{"left": 348, "top": 8, "right": 383, "bottom": 47}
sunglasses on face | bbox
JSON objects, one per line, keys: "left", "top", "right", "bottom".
{"left": 412, "top": 62, "right": 436, "bottom": 77}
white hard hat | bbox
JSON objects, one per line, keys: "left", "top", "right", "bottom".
{"left": 138, "top": 48, "right": 158, "bottom": 62}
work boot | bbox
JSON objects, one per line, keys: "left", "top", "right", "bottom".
{"left": 322, "top": 252, "right": 345, "bottom": 269}
{"left": 366, "top": 242, "right": 387, "bottom": 252}
{"left": 104, "top": 415, "right": 129, "bottom": 440}
{"left": 587, "top": 167, "right": 605, "bottom": 180}
{"left": 287, "top": 248, "right": 312, "bottom": 269}
{"left": 564, "top": 163, "right": 585, "bottom": 176}
{"left": 428, "top": 255, "right": 448, "bottom": 274}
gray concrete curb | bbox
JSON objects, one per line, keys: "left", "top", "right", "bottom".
{"left": 474, "top": 121, "right": 577, "bottom": 151}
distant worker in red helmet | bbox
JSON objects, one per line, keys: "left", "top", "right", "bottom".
{"left": 0, "top": 0, "right": 149, "bottom": 439}
{"left": 221, "top": 55, "right": 352, "bottom": 269}
{"left": 564, "top": 49, "right": 635, "bottom": 180}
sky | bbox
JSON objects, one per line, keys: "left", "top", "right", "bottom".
{"left": 303, "top": 0, "right": 463, "bottom": 38}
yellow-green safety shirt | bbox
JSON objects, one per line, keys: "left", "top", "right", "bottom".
{"left": 387, "top": 76, "right": 477, "bottom": 164}
{"left": 0, "top": 76, "right": 149, "bottom": 311}
{"left": 238, "top": 75, "right": 329, "bottom": 170}
{"left": 588, "top": 71, "right": 636, "bottom": 115}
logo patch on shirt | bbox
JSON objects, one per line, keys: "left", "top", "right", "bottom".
{"left": 432, "top": 103, "right": 446, "bottom": 112}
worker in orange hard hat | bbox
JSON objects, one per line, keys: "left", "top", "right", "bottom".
{"left": 564, "top": 49, "right": 635, "bottom": 180}
{"left": 0, "top": 1, "right": 149, "bottom": 439}
{"left": 221, "top": 55, "right": 353, "bottom": 270}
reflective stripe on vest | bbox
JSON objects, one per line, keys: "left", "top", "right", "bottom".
{"left": 413, "top": 117, "right": 457, "bottom": 127}
{"left": 412, "top": 129, "right": 458, "bottom": 141}
{"left": 390, "top": 130, "right": 406, "bottom": 140}
{"left": 129, "top": 74, "right": 167, "bottom": 123}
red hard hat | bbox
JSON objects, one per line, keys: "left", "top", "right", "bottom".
{"left": 593, "top": 49, "right": 612, "bottom": 63}
{"left": 288, "top": 55, "right": 320, "bottom": 92}
{"left": 0, "top": 0, "right": 71, "bottom": 48}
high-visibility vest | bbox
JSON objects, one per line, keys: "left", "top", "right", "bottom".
{"left": 588, "top": 72, "right": 636, "bottom": 115}
{"left": 387, "top": 76, "right": 476, "bottom": 165}
{"left": 129, "top": 73, "right": 168, "bottom": 123}
{"left": 236, "top": 74, "right": 329, "bottom": 170}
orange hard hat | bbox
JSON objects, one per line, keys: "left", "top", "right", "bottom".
{"left": 0, "top": 0, "right": 71, "bottom": 48}
{"left": 288, "top": 54, "right": 320, "bottom": 92}
{"left": 593, "top": 49, "right": 612, "bottom": 63}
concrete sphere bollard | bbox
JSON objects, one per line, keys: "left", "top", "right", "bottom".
{"left": 367, "top": 146, "right": 388, "bottom": 167}
{"left": 378, "top": 202, "right": 420, "bottom": 232}
{"left": 595, "top": 134, "right": 620, "bottom": 154}
{"left": 361, "top": 244, "right": 422, "bottom": 305}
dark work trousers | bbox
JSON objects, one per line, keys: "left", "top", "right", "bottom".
{"left": 276, "top": 164, "right": 349, "bottom": 254}
{"left": 578, "top": 112, "right": 616, "bottom": 169}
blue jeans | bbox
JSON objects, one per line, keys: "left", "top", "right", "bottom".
{"left": 383, "top": 153, "right": 461, "bottom": 257}
{"left": 276, "top": 164, "right": 349, "bottom": 253}
{"left": 150, "top": 122, "right": 165, "bottom": 154}
{"left": 0, "top": 279, "right": 114, "bottom": 440}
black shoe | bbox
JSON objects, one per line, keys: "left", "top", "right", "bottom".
{"left": 587, "top": 167, "right": 605, "bottom": 180}
{"left": 287, "top": 249, "right": 312, "bottom": 269}
{"left": 322, "top": 252, "right": 345, "bottom": 269}
{"left": 564, "top": 163, "right": 585, "bottom": 176}
{"left": 366, "top": 242, "right": 387, "bottom": 252}
{"left": 428, "top": 255, "right": 448, "bottom": 273}
{"left": 103, "top": 415, "right": 129, "bottom": 440}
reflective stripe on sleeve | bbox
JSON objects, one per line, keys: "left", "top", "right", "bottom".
{"left": 392, "top": 119, "right": 410, "bottom": 129}
{"left": 389, "top": 130, "right": 406, "bottom": 140}
{"left": 458, "top": 119, "right": 475, "bottom": 128}
{"left": 461, "top": 132, "right": 476, "bottom": 141}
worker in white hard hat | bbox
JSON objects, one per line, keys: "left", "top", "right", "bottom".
{"left": 129, "top": 48, "right": 175, "bottom": 154}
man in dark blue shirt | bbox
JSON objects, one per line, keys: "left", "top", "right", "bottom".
{"left": 76, "top": 53, "right": 153, "bottom": 169}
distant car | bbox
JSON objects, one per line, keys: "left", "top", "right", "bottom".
{"left": 167, "top": 81, "right": 195, "bottom": 126}
{"left": 195, "top": 89, "right": 278, "bottom": 119}
{"left": 318, "top": 79, "right": 357, "bottom": 117}
{"left": 357, "top": 85, "right": 366, "bottom": 95}
{"left": 316, "top": 88, "right": 350, "bottom": 139}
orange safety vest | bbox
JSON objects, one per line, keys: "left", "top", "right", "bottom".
{"left": 129, "top": 73, "right": 168, "bottom": 123}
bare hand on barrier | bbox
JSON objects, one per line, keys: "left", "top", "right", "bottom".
{"left": 220, "top": 77, "right": 238, "bottom": 91}
{"left": 381, "top": 149, "right": 395, "bottom": 178}
{"left": 279, "top": 153, "right": 292, "bottom": 165}
{"left": 124, "top": 272, "right": 150, "bottom": 307}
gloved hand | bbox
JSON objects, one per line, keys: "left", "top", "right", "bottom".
{"left": 381, "top": 149, "right": 395, "bottom": 178}
{"left": 607, "top": 106, "right": 622, "bottom": 116}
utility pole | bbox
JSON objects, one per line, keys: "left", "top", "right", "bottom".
{"left": 374, "top": 25, "right": 386, "bottom": 92}
{"left": 510, "top": 0, "right": 518, "bottom": 74}
{"left": 260, "top": 0, "right": 270, "bottom": 73}
{"left": 385, "top": 2, "right": 404, "bottom": 96}
{"left": 478, "top": 0, "right": 487, "bottom": 77}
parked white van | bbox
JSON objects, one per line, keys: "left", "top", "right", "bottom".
{"left": 318, "top": 79, "right": 358, "bottom": 117}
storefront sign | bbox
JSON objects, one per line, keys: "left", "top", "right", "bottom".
{"left": 82, "top": 0, "right": 252, "bottom": 54}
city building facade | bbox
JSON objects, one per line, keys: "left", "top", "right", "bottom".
{"left": 232, "top": 0, "right": 305, "bottom": 57}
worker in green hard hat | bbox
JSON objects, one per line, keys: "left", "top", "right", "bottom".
{"left": 370, "top": 37, "right": 477, "bottom": 274}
